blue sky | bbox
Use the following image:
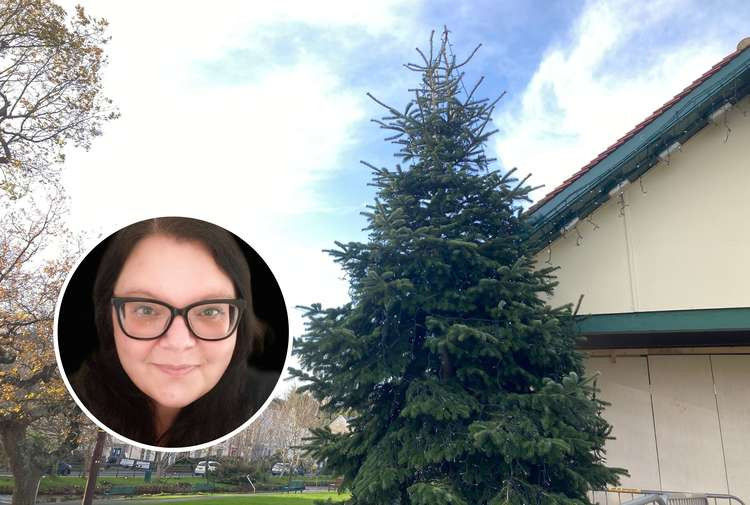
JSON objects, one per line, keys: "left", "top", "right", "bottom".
{"left": 57, "top": 0, "right": 750, "bottom": 379}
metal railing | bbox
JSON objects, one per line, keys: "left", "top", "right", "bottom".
{"left": 590, "top": 487, "right": 746, "bottom": 505}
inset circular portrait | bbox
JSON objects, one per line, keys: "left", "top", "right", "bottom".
{"left": 55, "top": 216, "right": 288, "bottom": 449}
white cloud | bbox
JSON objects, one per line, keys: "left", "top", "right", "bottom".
{"left": 51, "top": 1, "right": 421, "bottom": 392}
{"left": 63, "top": 60, "right": 364, "bottom": 232}
{"left": 62, "top": 1, "right": 420, "bottom": 84}
{"left": 254, "top": 242, "right": 351, "bottom": 385}
{"left": 494, "top": 0, "right": 732, "bottom": 202}
{"left": 60, "top": 0, "right": 424, "bottom": 233}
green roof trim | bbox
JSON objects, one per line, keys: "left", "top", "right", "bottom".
{"left": 528, "top": 45, "right": 750, "bottom": 249}
{"left": 576, "top": 307, "right": 750, "bottom": 335}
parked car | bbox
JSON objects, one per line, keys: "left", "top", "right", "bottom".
{"left": 271, "top": 462, "right": 289, "bottom": 476}
{"left": 194, "top": 460, "right": 220, "bottom": 476}
{"left": 57, "top": 462, "right": 72, "bottom": 475}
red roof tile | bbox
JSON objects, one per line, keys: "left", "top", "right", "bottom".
{"left": 528, "top": 46, "right": 746, "bottom": 214}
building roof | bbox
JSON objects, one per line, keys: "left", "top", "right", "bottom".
{"left": 526, "top": 39, "right": 750, "bottom": 249}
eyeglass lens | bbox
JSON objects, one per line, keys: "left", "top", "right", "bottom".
{"left": 118, "top": 301, "right": 240, "bottom": 339}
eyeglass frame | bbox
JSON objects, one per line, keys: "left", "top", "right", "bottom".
{"left": 111, "top": 296, "right": 247, "bottom": 341}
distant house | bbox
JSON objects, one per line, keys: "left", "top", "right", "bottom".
{"left": 105, "top": 441, "right": 168, "bottom": 466}
{"left": 328, "top": 415, "right": 350, "bottom": 434}
{"left": 528, "top": 38, "right": 750, "bottom": 499}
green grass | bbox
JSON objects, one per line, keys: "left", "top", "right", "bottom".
{"left": 139, "top": 493, "right": 350, "bottom": 504}
{"left": 266, "top": 476, "right": 335, "bottom": 487}
{"left": 0, "top": 475, "right": 346, "bottom": 502}
{"left": 0, "top": 475, "right": 236, "bottom": 493}
{"left": 0, "top": 475, "right": 332, "bottom": 486}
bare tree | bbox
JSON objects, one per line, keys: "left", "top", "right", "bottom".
{"left": 0, "top": 0, "right": 117, "bottom": 197}
{"left": 225, "top": 389, "right": 325, "bottom": 474}
{"left": 281, "top": 389, "right": 321, "bottom": 472}
{"left": 153, "top": 452, "right": 170, "bottom": 479}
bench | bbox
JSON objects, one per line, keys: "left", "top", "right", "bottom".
{"left": 327, "top": 477, "right": 344, "bottom": 491}
{"left": 280, "top": 480, "right": 305, "bottom": 493}
{"left": 105, "top": 485, "right": 137, "bottom": 496}
{"left": 191, "top": 482, "right": 216, "bottom": 492}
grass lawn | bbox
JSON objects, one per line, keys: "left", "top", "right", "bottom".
{"left": 0, "top": 475, "right": 236, "bottom": 492}
{"left": 1, "top": 475, "right": 333, "bottom": 488}
{"left": 138, "top": 492, "right": 350, "bottom": 504}
{"left": 0, "top": 476, "right": 348, "bottom": 502}
{"left": 266, "top": 476, "right": 335, "bottom": 487}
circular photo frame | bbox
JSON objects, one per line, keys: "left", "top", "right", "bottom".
{"left": 54, "top": 216, "right": 289, "bottom": 450}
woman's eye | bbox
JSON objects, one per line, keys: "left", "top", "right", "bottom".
{"left": 133, "top": 305, "right": 160, "bottom": 317}
{"left": 198, "top": 307, "right": 223, "bottom": 318}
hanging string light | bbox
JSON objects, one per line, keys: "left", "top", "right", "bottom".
{"left": 586, "top": 216, "right": 600, "bottom": 230}
{"left": 617, "top": 192, "right": 628, "bottom": 217}
{"left": 534, "top": 82, "right": 749, "bottom": 253}
{"left": 658, "top": 141, "right": 681, "bottom": 166}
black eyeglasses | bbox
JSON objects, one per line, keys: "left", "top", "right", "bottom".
{"left": 111, "top": 297, "right": 246, "bottom": 341}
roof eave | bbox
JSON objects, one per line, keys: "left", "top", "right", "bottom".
{"left": 526, "top": 46, "right": 750, "bottom": 252}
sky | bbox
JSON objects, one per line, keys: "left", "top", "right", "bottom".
{"left": 56, "top": 0, "right": 750, "bottom": 386}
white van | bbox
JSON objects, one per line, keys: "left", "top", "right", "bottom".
{"left": 194, "top": 460, "right": 220, "bottom": 475}
{"left": 271, "top": 462, "right": 290, "bottom": 475}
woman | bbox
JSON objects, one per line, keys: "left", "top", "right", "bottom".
{"left": 71, "top": 217, "right": 279, "bottom": 447}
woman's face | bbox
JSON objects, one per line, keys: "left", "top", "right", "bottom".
{"left": 111, "top": 234, "right": 237, "bottom": 411}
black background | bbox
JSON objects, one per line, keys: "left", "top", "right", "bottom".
{"left": 57, "top": 230, "right": 289, "bottom": 378}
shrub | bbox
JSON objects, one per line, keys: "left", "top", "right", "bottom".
{"left": 214, "top": 460, "right": 268, "bottom": 486}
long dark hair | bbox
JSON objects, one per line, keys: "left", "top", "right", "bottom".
{"left": 73, "top": 217, "right": 268, "bottom": 447}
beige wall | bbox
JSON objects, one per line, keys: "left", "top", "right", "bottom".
{"left": 711, "top": 355, "right": 750, "bottom": 501}
{"left": 586, "top": 353, "right": 750, "bottom": 499}
{"left": 329, "top": 415, "right": 349, "bottom": 434}
{"left": 536, "top": 95, "right": 750, "bottom": 315}
{"left": 649, "top": 355, "right": 727, "bottom": 492}
{"left": 585, "top": 357, "right": 660, "bottom": 489}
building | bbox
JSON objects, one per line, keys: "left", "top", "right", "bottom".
{"left": 527, "top": 38, "right": 750, "bottom": 500}
{"left": 328, "top": 415, "right": 350, "bottom": 434}
{"left": 106, "top": 439, "right": 178, "bottom": 466}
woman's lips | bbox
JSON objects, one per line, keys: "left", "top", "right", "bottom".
{"left": 153, "top": 364, "right": 198, "bottom": 376}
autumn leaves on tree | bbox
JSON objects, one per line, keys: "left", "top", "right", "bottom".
{"left": 0, "top": 2, "right": 116, "bottom": 504}
{"left": 0, "top": 0, "right": 117, "bottom": 197}
{"left": 292, "top": 29, "right": 625, "bottom": 505}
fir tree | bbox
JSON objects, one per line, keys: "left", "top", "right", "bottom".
{"left": 291, "top": 28, "right": 626, "bottom": 505}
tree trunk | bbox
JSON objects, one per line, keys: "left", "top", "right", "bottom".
{"left": 80, "top": 441, "right": 91, "bottom": 478}
{"left": 154, "top": 452, "right": 165, "bottom": 479}
{"left": 0, "top": 421, "right": 43, "bottom": 505}
{"left": 82, "top": 430, "right": 106, "bottom": 505}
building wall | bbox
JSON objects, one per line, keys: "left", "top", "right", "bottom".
{"left": 586, "top": 352, "right": 750, "bottom": 500}
{"left": 535, "top": 95, "right": 750, "bottom": 315}
{"left": 329, "top": 415, "right": 349, "bottom": 434}
{"left": 538, "top": 97, "right": 750, "bottom": 499}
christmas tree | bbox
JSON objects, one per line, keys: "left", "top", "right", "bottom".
{"left": 291, "top": 28, "right": 625, "bottom": 505}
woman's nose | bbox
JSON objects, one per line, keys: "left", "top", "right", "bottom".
{"left": 159, "top": 315, "right": 196, "bottom": 349}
